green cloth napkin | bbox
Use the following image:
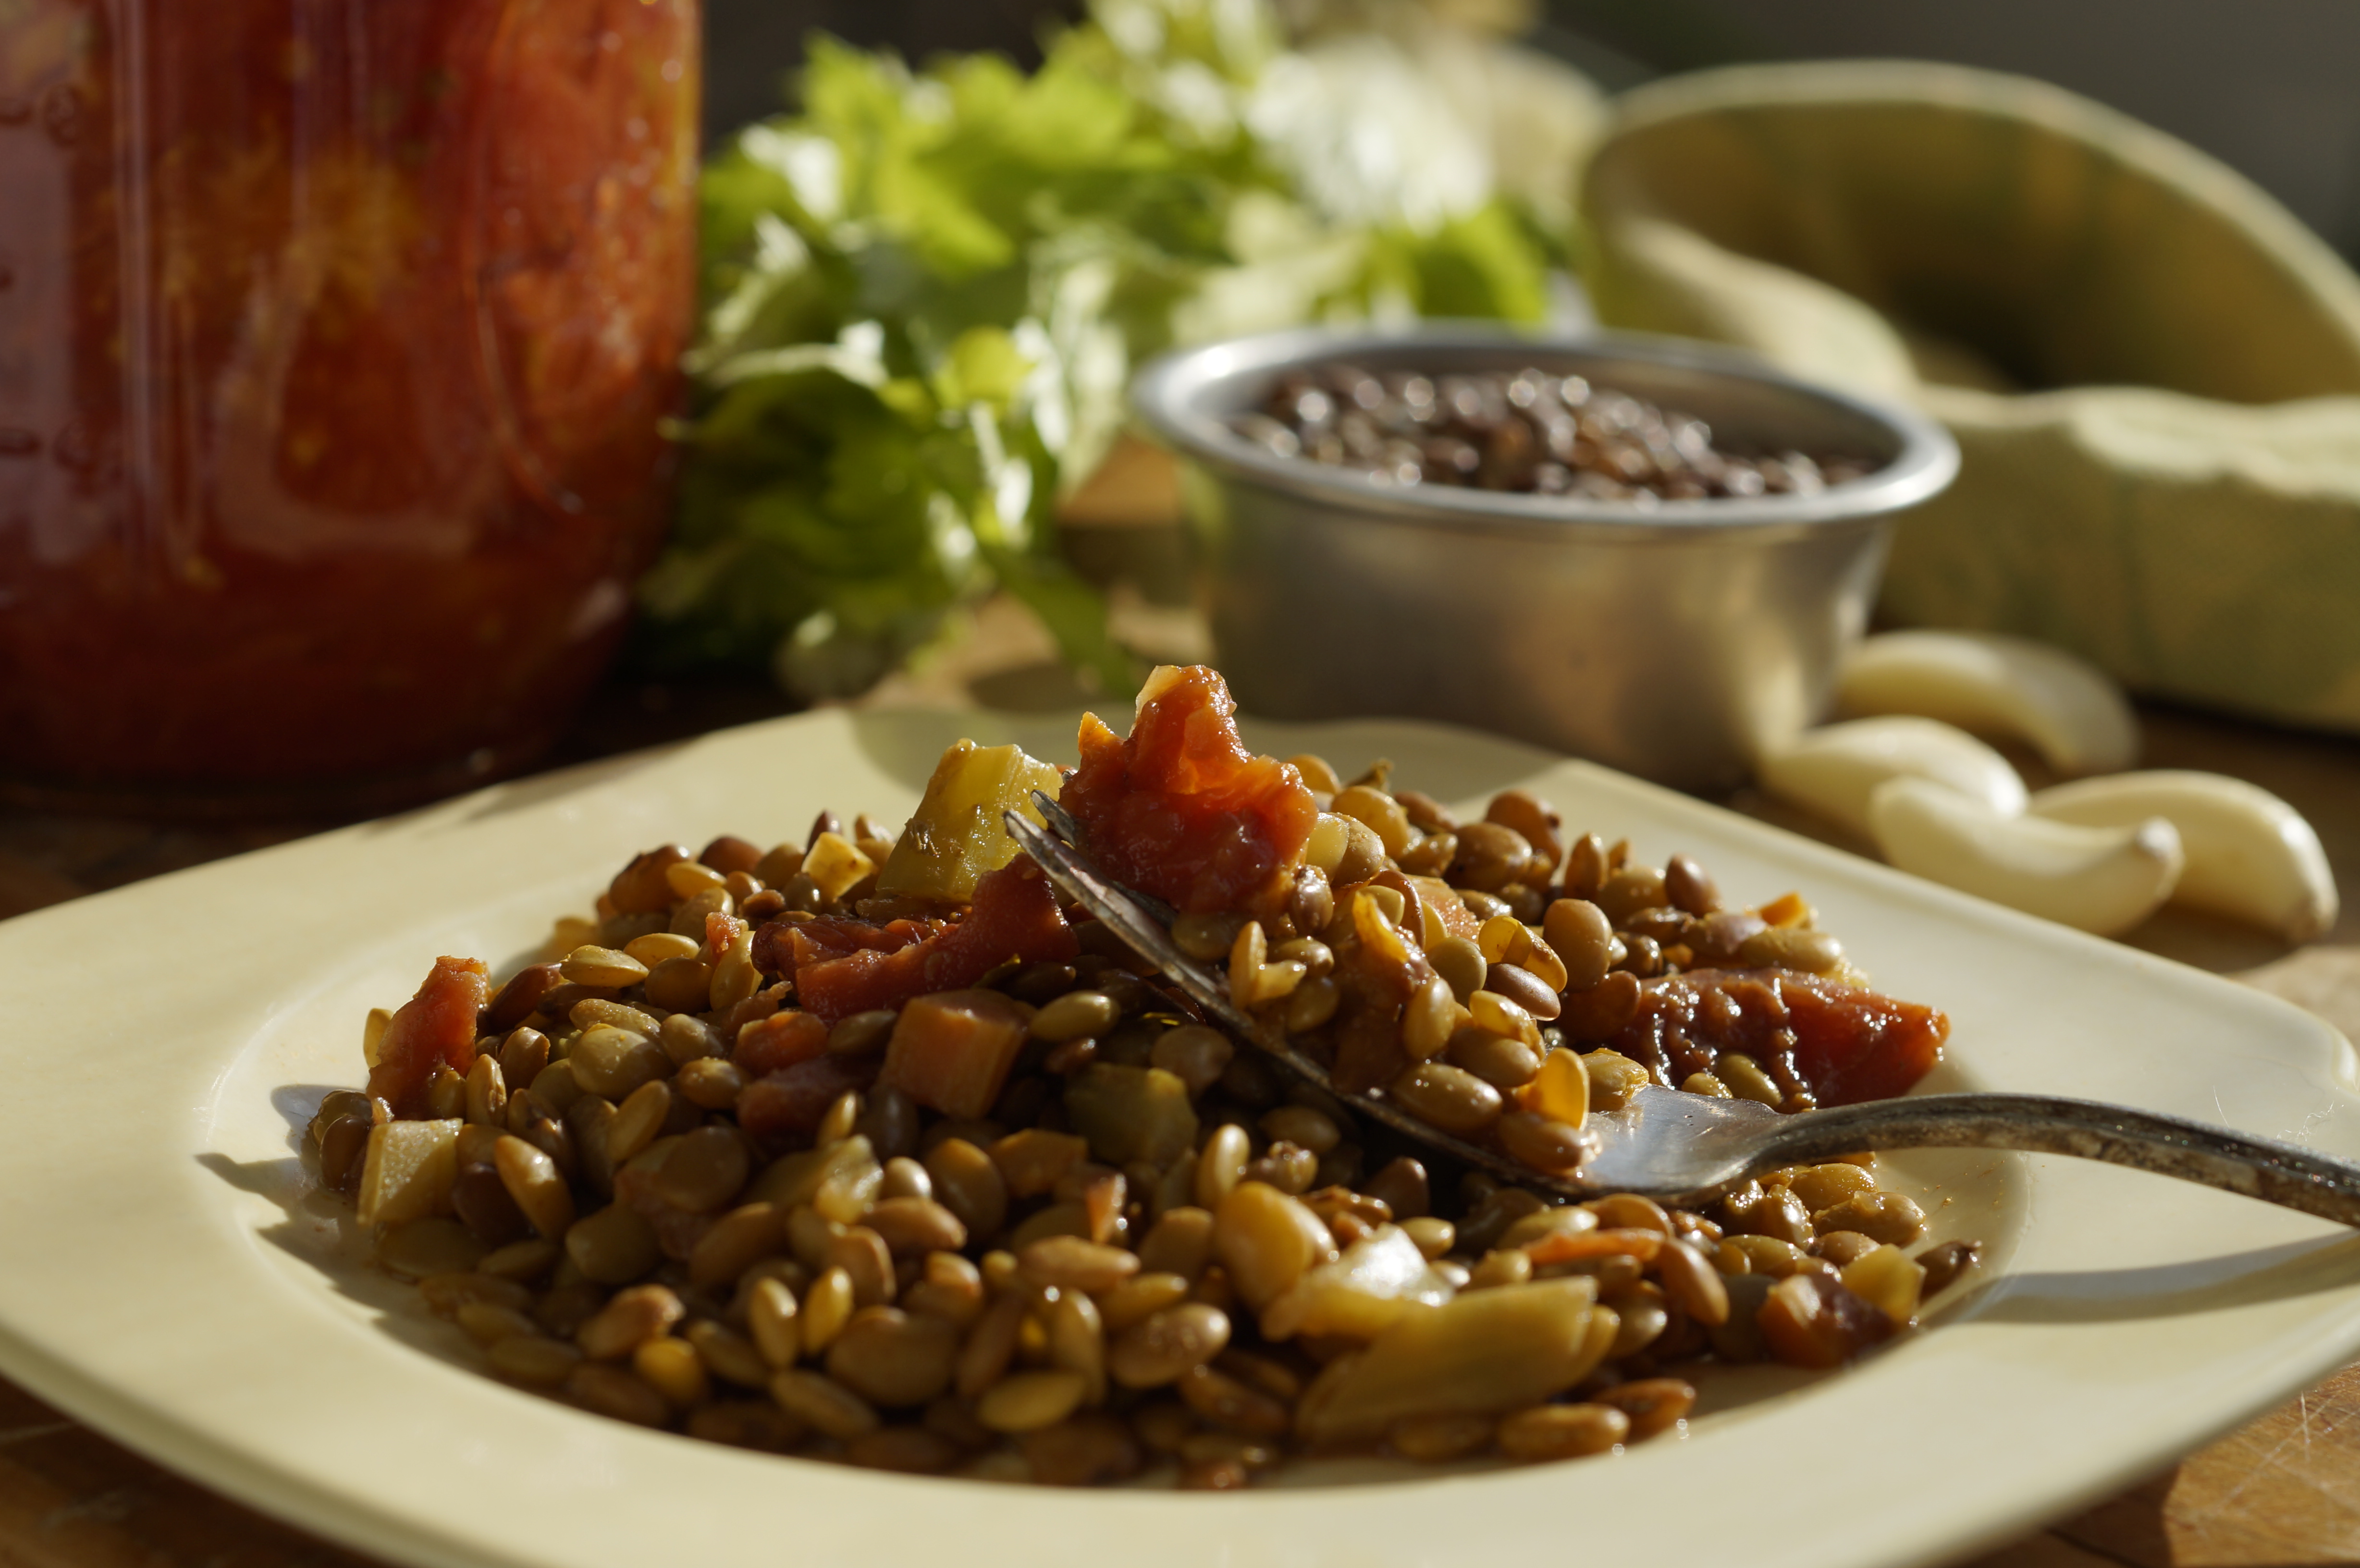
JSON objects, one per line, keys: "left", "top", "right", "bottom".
{"left": 1578, "top": 60, "right": 2360, "bottom": 733}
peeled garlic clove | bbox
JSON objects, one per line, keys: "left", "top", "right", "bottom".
{"left": 1758, "top": 716, "right": 2027, "bottom": 837}
{"left": 1838, "top": 631, "right": 2139, "bottom": 777}
{"left": 1868, "top": 777, "right": 2182, "bottom": 936}
{"left": 2029, "top": 771, "right": 2339, "bottom": 943}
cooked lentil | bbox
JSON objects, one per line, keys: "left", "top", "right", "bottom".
{"left": 308, "top": 667, "right": 1979, "bottom": 1487}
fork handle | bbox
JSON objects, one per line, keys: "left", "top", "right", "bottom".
{"left": 1752, "top": 1093, "right": 2360, "bottom": 1227}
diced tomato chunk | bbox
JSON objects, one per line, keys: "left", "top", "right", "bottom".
{"left": 752, "top": 912, "right": 944, "bottom": 979}
{"left": 875, "top": 989, "right": 1036, "bottom": 1120}
{"left": 1781, "top": 978, "right": 1948, "bottom": 1104}
{"left": 1061, "top": 665, "right": 1318, "bottom": 915}
{"left": 738, "top": 1054, "right": 882, "bottom": 1143}
{"left": 790, "top": 859, "right": 1077, "bottom": 1024}
{"left": 733, "top": 1009, "right": 830, "bottom": 1076}
{"left": 1608, "top": 968, "right": 1945, "bottom": 1107}
{"left": 365, "top": 956, "right": 491, "bottom": 1118}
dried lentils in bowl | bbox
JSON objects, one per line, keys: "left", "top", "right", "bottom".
{"left": 305, "top": 665, "right": 1976, "bottom": 1486}
{"left": 1229, "top": 363, "right": 1881, "bottom": 503}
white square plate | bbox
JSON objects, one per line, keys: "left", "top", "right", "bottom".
{"left": 2, "top": 707, "right": 2358, "bottom": 1568}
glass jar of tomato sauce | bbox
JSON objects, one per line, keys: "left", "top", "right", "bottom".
{"left": 0, "top": 0, "right": 698, "bottom": 811}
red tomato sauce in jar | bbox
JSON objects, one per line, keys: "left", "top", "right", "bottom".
{"left": 0, "top": 0, "right": 698, "bottom": 805}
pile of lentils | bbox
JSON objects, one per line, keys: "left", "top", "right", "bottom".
{"left": 1228, "top": 364, "right": 1879, "bottom": 503}
{"left": 306, "top": 767, "right": 1980, "bottom": 1489}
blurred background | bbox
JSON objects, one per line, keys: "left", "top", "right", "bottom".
{"left": 12, "top": 0, "right": 2360, "bottom": 910}
{"left": 705, "top": 0, "right": 2360, "bottom": 264}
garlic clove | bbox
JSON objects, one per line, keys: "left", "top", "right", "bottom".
{"left": 1867, "top": 777, "right": 2183, "bottom": 936}
{"left": 1757, "top": 716, "right": 2027, "bottom": 838}
{"left": 2030, "top": 771, "right": 2339, "bottom": 943}
{"left": 1838, "top": 631, "right": 2139, "bottom": 777}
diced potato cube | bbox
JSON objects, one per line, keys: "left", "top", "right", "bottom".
{"left": 876, "top": 990, "right": 1036, "bottom": 1119}
{"left": 876, "top": 740, "right": 1065, "bottom": 904}
{"left": 356, "top": 1118, "right": 462, "bottom": 1228}
{"left": 1841, "top": 1242, "right": 1927, "bottom": 1324}
{"left": 802, "top": 832, "right": 877, "bottom": 903}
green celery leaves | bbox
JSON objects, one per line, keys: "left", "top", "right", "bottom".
{"left": 645, "top": 0, "right": 1573, "bottom": 702}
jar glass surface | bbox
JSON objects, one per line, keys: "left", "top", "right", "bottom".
{"left": 0, "top": 0, "right": 699, "bottom": 809}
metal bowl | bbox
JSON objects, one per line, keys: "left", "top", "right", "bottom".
{"left": 1130, "top": 326, "right": 1960, "bottom": 791}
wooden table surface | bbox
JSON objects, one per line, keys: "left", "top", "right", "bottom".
{"left": 5, "top": 612, "right": 2360, "bottom": 1568}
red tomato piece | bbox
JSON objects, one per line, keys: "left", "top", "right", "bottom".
{"left": 733, "top": 1009, "right": 831, "bottom": 1077}
{"left": 752, "top": 912, "right": 945, "bottom": 980}
{"left": 791, "top": 860, "right": 1078, "bottom": 1024}
{"left": 365, "top": 955, "right": 491, "bottom": 1118}
{"left": 1780, "top": 978, "right": 1949, "bottom": 1105}
{"left": 1608, "top": 968, "right": 1946, "bottom": 1108}
{"left": 1061, "top": 665, "right": 1318, "bottom": 915}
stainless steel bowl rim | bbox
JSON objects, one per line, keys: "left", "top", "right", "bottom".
{"left": 1129, "top": 324, "right": 1960, "bottom": 541}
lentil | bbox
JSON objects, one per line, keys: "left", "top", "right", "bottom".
{"left": 1019, "top": 1235, "right": 1140, "bottom": 1295}
{"left": 577, "top": 1285, "right": 684, "bottom": 1361}
{"left": 1389, "top": 1062, "right": 1504, "bottom": 1138}
{"left": 1497, "top": 1402, "right": 1628, "bottom": 1461}
{"left": 1496, "top": 1111, "right": 1586, "bottom": 1174}
{"left": 904, "top": 1251, "right": 988, "bottom": 1329}
{"left": 1137, "top": 1208, "right": 1218, "bottom": 1280}
{"left": 1918, "top": 1238, "right": 1982, "bottom": 1296}
{"left": 827, "top": 1308, "right": 959, "bottom": 1408}
{"left": 1098, "top": 1272, "right": 1193, "bottom": 1333}
{"left": 924, "top": 1138, "right": 1010, "bottom": 1238}
{"left": 1450, "top": 1029, "right": 1543, "bottom": 1091}
{"left": 1483, "top": 961, "right": 1562, "bottom": 1022}
{"left": 1815, "top": 1229, "right": 1882, "bottom": 1268}
{"left": 479, "top": 1238, "right": 559, "bottom": 1282}
{"left": 978, "top": 1371, "right": 1089, "bottom": 1434}
{"left": 1813, "top": 1190, "right": 1928, "bottom": 1246}
{"left": 1194, "top": 1123, "right": 1252, "bottom": 1211}
{"left": 456, "top": 1300, "right": 540, "bottom": 1346}
{"left": 488, "top": 1335, "right": 582, "bottom": 1386}
{"left": 771, "top": 1369, "right": 881, "bottom": 1439}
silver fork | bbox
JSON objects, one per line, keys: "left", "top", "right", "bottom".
{"left": 1007, "top": 798, "right": 2360, "bottom": 1221}
{"left": 1578, "top": 1084, "right": 2360, "bottom": 1217}
{"left": 1005, "top": 797, "right": 1598, "bottom": 1201}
